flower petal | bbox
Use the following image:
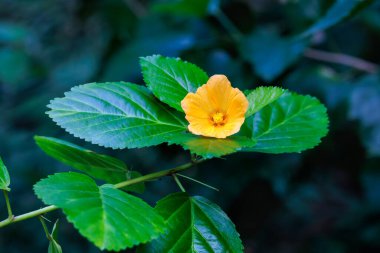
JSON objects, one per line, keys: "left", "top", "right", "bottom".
{"left": 181, "top": 74, "right": 248, "bottom": 138}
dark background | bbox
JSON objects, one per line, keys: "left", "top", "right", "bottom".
{"left": 1, "top": 0, "right": 380, "bottom": 252}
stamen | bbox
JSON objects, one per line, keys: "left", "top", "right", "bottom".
{"left": 211, "top": 112, "right": 226, "bottom": 126}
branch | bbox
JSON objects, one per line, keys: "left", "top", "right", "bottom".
{"left": 0, "top": 205, "right": 58, "bottom": 228}
{"left": 113, "top": 159, "right": 204, "bottom": 189}
{"left": 0, "top": 159, "right": 204, "bottom": 228}
{"left": 304, "top": 48, "right": 379, "bottom": 74}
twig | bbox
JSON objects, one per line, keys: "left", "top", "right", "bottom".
{"left": 123, "top": 0, "right": 147, "bottom": 17}
{"left": 213, "top": 8, "right": 242, "bottom": 42}
{"left": 304, "top": 48, "right": 379, "bottom": 73}
{"left": 172, "top": 174, "right": 186, "bottom": 192}
{"left": 177, "top": 173, "right": 219, "bottom": 191}
{"left": 39, "top": 216, "right": 52, "bottom": 241}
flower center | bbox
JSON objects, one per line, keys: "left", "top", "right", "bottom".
{"left": 211, "top": 112, "right": 226, "bottom": 126}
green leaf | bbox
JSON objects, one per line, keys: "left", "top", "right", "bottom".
{"left": 48, "top": 220, "right": 62, "bottom": 253}
{"left": 35, "top": 136, "right": 145, "bottom": 193}
{"left": 34, "top": 172, "right": 165, "bottom": 251}
{"left": 245, "top": 86, "right": 286, "bottom": 117}
{"left": 152, "top": 0, "right": 211, "bottom": 17}
{"left": 0, "top": 156, "right": 10, "bottom": 191}
{"left": 169, "top": 133, "right": 256, "bottom": 159}
{"left": 299, "top": 0, "right": 374, "bottom": 38}
{"left": 138, "top": 192, "right": 243, "bottom": 253}
{"left": 48, "top": 241, "right": 62, "bottom": 253}
{"left": 47, "top": 82, "right": 187, "bottom": 149}
{"left": 35, "top": 136, "right": 126, "bottom": 181}
{"left": 140, "top": 55, "right": 209, "bottom": 111}
{"left": 240, "top": 29, "right": 308, "bottom": 81}
{"left": 241, "top": 92, "right": 329, "bottom": 153}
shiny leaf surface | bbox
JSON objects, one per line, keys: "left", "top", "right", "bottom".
{"left": 242, "top": 92, "right": 329, "bottom": 153}
{"left": 141, "top": 55, "right": 209, "bottom": 111}
{"left": 47, "top": 82, "right": 187, "bottom": 149}
{"left": 245, "top": 86, "right": 286, "bottom": 117}
{"left": 138, "top": 192, "right": 243, "bottom": 253}
{"left": 34, "top": 172, "right": 165, "bottom": 251}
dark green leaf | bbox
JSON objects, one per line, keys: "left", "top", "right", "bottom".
{"left": 169, "top": 133, "right": 256, "bottom": 159}
{"left": 246, "top": 86, "right": 286, "bottom": 117}
{"left": 242, "top": 92, "right": 329, "bottom": 153}
{"left": 35, "top": 136, "right": 145, "bottom": 193}
{"left": 35, "top": 136, "right": 127, "bottom": 182}
{"left": 241, "top": 30, "right": 308, "bottom": 81}
{"left": 299, "top": 0, "right": 374, "bottom": 38}
{"left": 138, "top": 192, "right": 243, "bottom": 253}
{"left": 47, "top": 82, "right": 187, "bottom": 149}
{"left": 152, "top": 0, "right": 211, "bottom": 17}
{"left": 140, "top": 55, "right": 209, "bottom": 111}
{"left": 34, "top": 172, "right": 165, "bottom": 251}
{"left": 0, "top": 156, "right": 10, "bottom": 191}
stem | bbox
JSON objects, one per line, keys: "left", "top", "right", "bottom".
{"left": 304, "top": 48, "right": 379, "bottom": 73}
{"left": 114, "top": 160, "right": 203, "bottom": 189}
{"left": 0, "top": 159, "right": 204, "bottom": 229}
{"left": 172, "top": 174, "right": 186, "bottom": 192}
{"left": 3, "top": 190, "right": 13, "bottom": 220}
{"left": 39, "top": 216, "right": 52, "bottom": 240}
{"left": 213, "top": 8, "right": 242, "bottom": 41}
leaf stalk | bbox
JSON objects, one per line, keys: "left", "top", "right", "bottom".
{"left": 2, "top": 190, "right": 13, "bottom": 220}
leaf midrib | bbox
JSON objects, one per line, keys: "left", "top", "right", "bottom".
{"left": 253, "top": 102, "right": 316, "bottom": 140}
{"left": 143, "top": 59, "right": 190, "bottom": 93}
{"left": 50, "top": 109, "right": 186, "bottom": 129}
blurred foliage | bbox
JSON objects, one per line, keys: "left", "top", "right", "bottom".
{"left": 0, "top": 0, "right": 380, "bottom": 252}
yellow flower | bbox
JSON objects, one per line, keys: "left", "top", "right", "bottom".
{"left": 181, "top": 75, "right": 249, "bottom": 138}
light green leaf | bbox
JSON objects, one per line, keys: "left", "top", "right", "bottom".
{"left": 138, "top": 192, "right": 243, "bottom": 253}
{"left": 140, "top": 55, "right": 209, "bottom": 111}
{"left": 299, "top": 0, "right": 374, "bottom": 38}
{"left": 241, "top": 93, "right": 329, "bottom": 153}
{"left": 47, "top": 82, "right": 187, "bottom": 149}
{"left": 169, "top": 133, "right": 256, "bottom": 159}
{"left": 0, "top": 156, "right": 10, "bottom": 191}
{"left": 34, "top": 172, "right": 165, "bottom": 251}
{"left": 245, "top": 86, "right": 286, "bottom": 117}
{"left": 48, "top": 241, "right": 62, "bottom": 253}
{"left": 152, "top": 0, "right": 211, "bottom": 17}
{"left": 48, "top": 220, "right": 62, "bottom": 253}
{"left": 240, "top": 29, "right": 308, "bottom": 81}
